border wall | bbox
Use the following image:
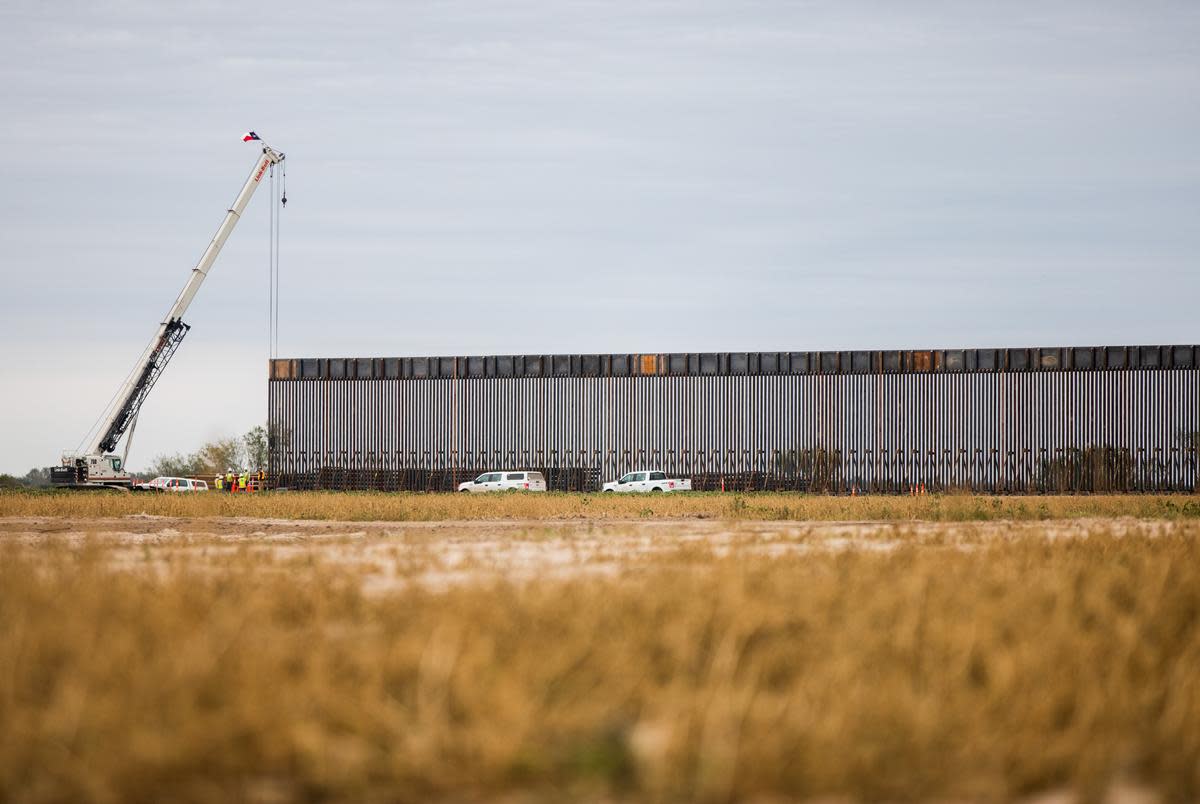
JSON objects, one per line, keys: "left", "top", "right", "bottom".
{"left": 268, "top": 345, "right": 1199, "bottom": 493}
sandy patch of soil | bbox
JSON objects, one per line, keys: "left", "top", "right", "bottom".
{"left": 0, "top": 515, "right": 1187, "bottom": 592}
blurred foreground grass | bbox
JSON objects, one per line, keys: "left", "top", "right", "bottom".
{"left": 2, "top": 527, "right": 1199, "bottom": 802}
{"left": 2, "top": 488, "right": 1199, "bottom": 521}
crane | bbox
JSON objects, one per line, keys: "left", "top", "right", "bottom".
{"left": 52, "top": 139, "right": 285, "bottom": 487}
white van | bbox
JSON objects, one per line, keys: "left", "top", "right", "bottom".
{"left": 457, "top": 471, "right": 547, "bottom": 493}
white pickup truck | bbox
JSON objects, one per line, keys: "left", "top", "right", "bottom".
{"left": 457, "top": 470, "right": 547, "bottom": 493}
{"left": 602, "top": 470, "right": 692, "bottom": 493}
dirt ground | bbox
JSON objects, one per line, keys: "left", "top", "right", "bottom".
{"left": 1, "top": 514, "right": 1188, "bottom": 594}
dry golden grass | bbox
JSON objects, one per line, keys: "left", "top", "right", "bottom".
{"left": 2, "top": 521, "right": 1199, "bottom": 802}
{"left": 2, "top": 488, "right": 1198, "bottom": 521}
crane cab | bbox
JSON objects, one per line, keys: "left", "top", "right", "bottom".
{"left": 51, "top": 453, "right": 133, "bottom": 487}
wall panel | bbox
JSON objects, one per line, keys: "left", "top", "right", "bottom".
{"left": 268, "top": 346, "right": 1200, "bottom": 492}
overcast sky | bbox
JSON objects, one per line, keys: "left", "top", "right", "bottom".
{"left": 1, "top": 0, "right": 1197, "bottom": 474}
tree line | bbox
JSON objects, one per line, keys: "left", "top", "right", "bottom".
{"left": 141, "top": 425, "right": 269, "bottom": 478}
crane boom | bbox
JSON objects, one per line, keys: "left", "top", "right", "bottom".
{"left": 166, "top": 145, "right": 284, "bottom": 325}
{"left": 55, "top": 143, "right": 285, "bottom": 485}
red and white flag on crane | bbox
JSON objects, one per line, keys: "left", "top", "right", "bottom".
{"left": 242, "top": 131, "right": 261, "bottom": 142}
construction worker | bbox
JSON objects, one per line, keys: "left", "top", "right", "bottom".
{"left": 239, "top": 469, "right": 249, "bottom": 492}
{"left": 225, "top": 469, "right": 235, "bottom": 493}
{"left": 214, "top": 473, "right": 223, "bottom": 491}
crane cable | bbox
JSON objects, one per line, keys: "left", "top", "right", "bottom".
{"left": 267, "top": 159, "right": 287, "bottom": 359}
{"left": 74, "top": 339, "right": 155, "bottom": 455}
{"left": 268, "top": 164, "right": 274, "bottom": 360}
{"left": 277, "top": 159, "right": 285, "bottom": 357}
